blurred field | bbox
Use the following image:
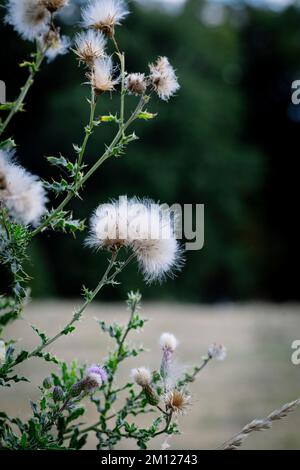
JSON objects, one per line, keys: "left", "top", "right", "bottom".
{"left": 2, "top": 301, "right": 300, "bottom": 450}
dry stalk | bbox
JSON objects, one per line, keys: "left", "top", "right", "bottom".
{"left": 217, "top": 398, "right": 300, "bottom": 450}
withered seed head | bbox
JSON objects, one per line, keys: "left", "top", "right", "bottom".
{"left": 41, "top": 0, "right": 69, "bottom": 13}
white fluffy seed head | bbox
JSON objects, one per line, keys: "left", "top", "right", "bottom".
{"left": 133, "top": 237, "right": 182, "bottom": 284}
{"left": 125, "top": 73, "right": 147, "bottom": 96}
{"left": 149, "top": 56, "right": 180, "bottom": 101}
{"left": 5, "top": 0, "right": 50, "bottom": 41}
{"left": 86, "top": 200, "right": 130, "bottom": 250}
{"left": 208, "top": 343, "right": 227, "bottom": 361}
{"left": 0, "top": 150, "right": 47, "bottom": 226}
{"left": 129, "top": 198, "right": 183, "bottom": 283}
{"left": 42, "top": 32, "right": 70, "bottom": 62}
{"left": 74, "top": 29, "right": 107, "bottom": 66}
{"left": 81, "top": 0, "right": 129, "bottom": 36}
{"left": 160, "top": 332, "right": 178, "bottom": 352}
{"left": 131, "top": 367, "right": 152, "bottom": 387}
{"left": 87, "top": 55, "right": 118, "bottom": 94}
{"left": 86, "top": 197, "right": 184, "bottom": 282}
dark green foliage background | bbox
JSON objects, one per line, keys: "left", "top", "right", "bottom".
{"left": 0, "top": 0, "right": 298, "bottom": 302}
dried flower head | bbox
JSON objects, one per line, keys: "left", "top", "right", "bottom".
{"left": 87, "top": 55, "right": 118, "bottom": 95}
{"left": 74, "top": 30, "right": 107, "bottom": 66}
{"left": 41, "top": 30, "right": 70, "bottom": 62}
{"left": 207, "top": 343, "right": 227, "bottom": 361}
{"left": 125, "top": 73, "right": 147, "bottom": 96}
{"left": 160, "top": 332, "right": 178, "bottom": 353}
{"left": 5, "top": 0, "right": 50, "bottom": 41}
{"left": 149, "top": 56, "right": 180, "bottom": 101}
{"left": 41, "top": 0, "right": 69, "bottom": 12}
{"left": 131, "top": 367, "right": 151, "bottom": 387}
{"left": 0, "top": 150, "right": 47, "bottom": 226}
{"left": 82, "top": 0, "right": 129, "bottom": 37}
{"left": 164, "top": 389, "right": 191, "bottom": 415}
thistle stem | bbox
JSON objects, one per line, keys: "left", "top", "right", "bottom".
{"left": 0, "top": 45, "right": 44, "bottom": 137}
{"left": 8, "top": 251, "right": 121, "bottom": 372}
{"left": 31, "top": 95, "right": 147, "bottom": 237}
{"left": 74, "top": 88, "right": 97, "bottom": 185}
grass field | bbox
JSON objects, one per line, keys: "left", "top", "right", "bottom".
{"left": 2, "top": 301, "right": 300, "bottom": 450}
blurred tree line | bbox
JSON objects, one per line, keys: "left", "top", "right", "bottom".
{"left": 0, "top": 0, "right": 299, "bottom": 302}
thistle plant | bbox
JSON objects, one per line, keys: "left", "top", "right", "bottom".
{"left": 0, "top": 0, "right": 299, "bottom": 451}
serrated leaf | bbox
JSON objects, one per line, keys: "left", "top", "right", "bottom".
{"left": 31, "top": 325, "right": 48, "bottom": 345}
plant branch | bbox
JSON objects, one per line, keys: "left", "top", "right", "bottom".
{"left": 0, "top": 44, "right": 45, "bottom": 137}
{"left": 31, "top": 95, "right": 147, "bottom": 237}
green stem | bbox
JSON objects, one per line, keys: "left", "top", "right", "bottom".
{"left": 74, "top": 88, "right": 97, "bottom": 185}
{"left": 0, "top": 46, "right": 44, "bottom": 137}
{"left": 152, "top": 412, "right": 173, "bottom": 438}
{"left": 31, "top": 95, "right": 147, "bottom": 237}
{"left": 29, "top": 252, "right": 118, "bottom": 359}
{"left": 177, "top": 356, "right": 212, "bottom": 387}
{"left": 119, "top": 52, "right": 126, "bottom": 137}
{"left": 7, "top": 252, "right": 120, "bottom": 373}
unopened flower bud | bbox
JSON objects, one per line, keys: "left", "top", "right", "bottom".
{"left": 53, "top": 386, "right": 64, "bottom": 402}
{"left": 43, "top": 377, "right": 52, "bottom": 389}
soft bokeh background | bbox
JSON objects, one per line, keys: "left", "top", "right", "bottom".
{"left": 1, "top": 0, "right": 300, "bottom": 450}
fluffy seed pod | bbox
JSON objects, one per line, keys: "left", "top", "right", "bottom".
{"left": 87, "top": 55, "right": 119, "bottom": 95}
{"left": 160, "top": 332, "right": 178, "bottom": 353}
{"left": 5, "top": 0, "right": 50, "bottom": 42}
{"left": 81, "top": 0, "right": 129, "bottom": 37}
{"left": 131, "top": 367, "right": 151, "bottom": 387}
{"left": 74, "top": 29, "right": 107, "bottom": 66}
{"left": 149, "top": 56, "right": 180, "bottom": 101}
{"left": 207, "top": 343, "right": 227, "bottom": 361}
{"left": 0, "top": 150, "right": 47, "bottom": 226}
{"left": 125, "top": 73, "right": 147, "bottom": 96}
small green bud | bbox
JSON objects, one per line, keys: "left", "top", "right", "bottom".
{"left": 53, "top": 386, "right": 64, "bottom": 402}
{"left": 43, "top": 377, "right": 52, "bottom": 389}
